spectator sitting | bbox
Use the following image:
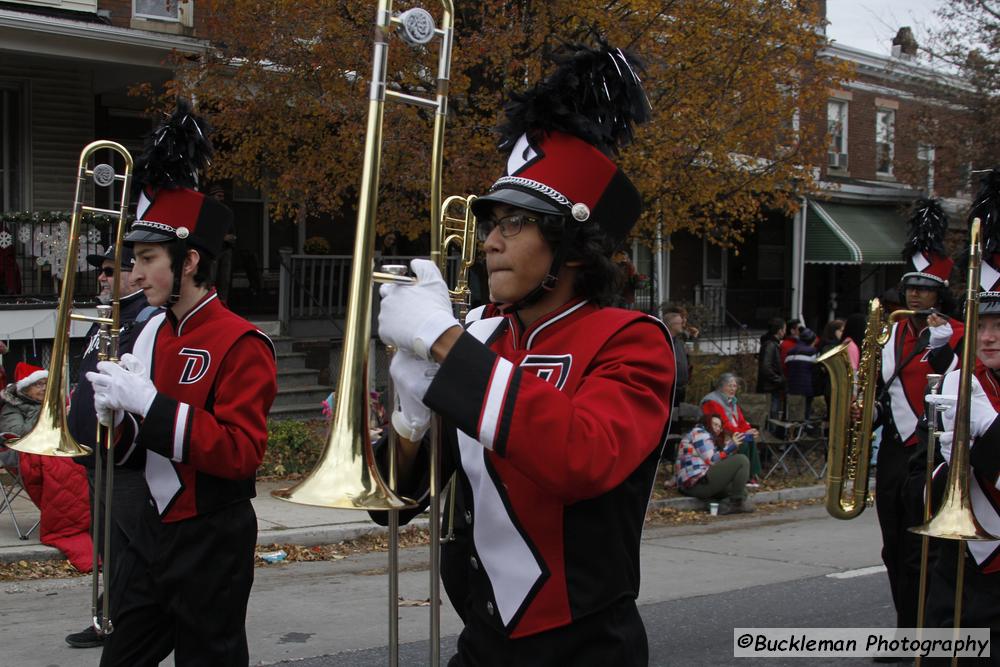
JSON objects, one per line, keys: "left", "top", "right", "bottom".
{"left": 701, "top": 372, "right": 763, "bottom": 487}
{"left": 675, "top": 414, "right": 753, "bottom": 514}
{"left": 0, "top": 362, "right": 47, "bottom": 466}
{"left": 786, "top": 328, "right": 818, "bottom": 420}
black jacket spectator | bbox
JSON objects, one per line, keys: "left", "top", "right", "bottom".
{"left": 756, "top": 334, "right": 784, "bottom": 394}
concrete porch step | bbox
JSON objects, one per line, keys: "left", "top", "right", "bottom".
{"left": 277, "top": 368, "right": 323, "bottom": 387}
{"left": 269, "top": 404, "right": 329, "bottom": 421}
{"left": 276, "top": 352, "right": 308, "bottom": 371}
{"left": 272, "top": 385, "right": 332, "bottom": 410}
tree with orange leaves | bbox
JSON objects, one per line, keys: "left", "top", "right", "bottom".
{"left": 150, "top": 0, "right": 849, "bottom": 250}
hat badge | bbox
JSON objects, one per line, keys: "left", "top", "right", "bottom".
{"left": 571, "top": 203, "right": 591, "bottom": 222}
{"left": 176, "top": 227, "right": 190, "bottom": 239}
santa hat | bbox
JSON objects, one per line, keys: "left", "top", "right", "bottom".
{"left": 14, "top": 362, "right": 47, "bottom": 392}
{"left": 123, "top": 99, "right": 232, "bottom": 260}
{"left": 973, "top": 170, "right": 1000, "bottom": 314}
{"left": 469, "top": 41, "right": 650, "bottom": 311}
{"left": 900, "top": 198, "right": 953, "bottom": 288}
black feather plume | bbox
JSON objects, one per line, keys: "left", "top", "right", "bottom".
{"left": 134, "top": 99, "right": 213, "bottom": 191}
{"left": 969, "top": 169, "right": 1000, "bottom": 256}
{"left": 902, "top": 198, "right": 948, "bottom": 260}
{"left": 496, "top": 39, "right": 651, "bottom": 157}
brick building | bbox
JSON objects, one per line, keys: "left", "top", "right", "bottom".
{"left": 653, "top": 22, "right": 973, "bottom": 335}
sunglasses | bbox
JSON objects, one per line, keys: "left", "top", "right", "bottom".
{"left": 98, "top": 267, "right": 116, "bottom": 277}
{"left": 476, "top": 213, "right": 540, "bottom": 243}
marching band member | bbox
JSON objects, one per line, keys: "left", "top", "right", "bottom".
{"left": 376, "top": 43, "right": 674, "bottom": 666}
{"left": 876, "top": 199, "right": 963, "bottom": 638}
{"left": 926, "top": 173, "right": 1000, "bottom": 654}
{"left": 64, "top": 244, "right": 156, "bottom": 649}
{"left": 87, "top": 102, "right": 277, "bottom": 667}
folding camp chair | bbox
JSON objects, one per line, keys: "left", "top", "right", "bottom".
{"left": 763, "top": 395, "right": 824, "bottom": 480}
{"left": 0, "top": 435, "right": 40, "bottom": 540}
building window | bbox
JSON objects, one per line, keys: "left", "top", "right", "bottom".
{"left": 876, "top": 108, "right": 895, "bottom": 175}
{"left": 827, "top": 100, "right": 848, "bottom": 171}
{"left": 0, "top": 84, "right": 24, "bottom": 212}
{"left": 134, "top": 0, "right": 180, "bottom": 21}
{"left": 918, "top": 144, "right": 935, "bottom": 195}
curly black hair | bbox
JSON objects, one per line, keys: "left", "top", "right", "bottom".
{"left": 535, "top": 214, "right": 624, "bottom": 307}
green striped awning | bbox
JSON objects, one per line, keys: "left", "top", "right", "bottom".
{"left": 805, "top": 200, "right": 907, "bottom": 265}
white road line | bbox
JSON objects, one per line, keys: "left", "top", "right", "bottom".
{"left": 826, "top": 565, "right": 887, "bottom": 579}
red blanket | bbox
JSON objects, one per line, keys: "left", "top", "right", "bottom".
{"left": 17, "top": 452, "right": 93, "bottom": 572}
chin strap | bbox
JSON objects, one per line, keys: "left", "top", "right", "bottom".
{"left": 498, "top": 220, "right": 577, "bottom": 315}
{"left": 168, "top": 240, "right": 186, "bottom": 305}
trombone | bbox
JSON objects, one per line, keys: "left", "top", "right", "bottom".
{"left": 273, "top": 2, "right": 456, "bottom": 665}
{"left": 9, "top": 140, "right": 133, "bottom": 636}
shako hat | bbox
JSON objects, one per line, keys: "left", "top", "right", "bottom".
{"left": 972, "top": 170, "right": 1000, "bottom": 315}
{"left": 900, "top": 198, "right": 953, "bottom": 289}
{"left": 470, "top": 41, "right": 651, "bottom": 246}
{"left": 123, "top": 99, "right": 232, "bottom": 259}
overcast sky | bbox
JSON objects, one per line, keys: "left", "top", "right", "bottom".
{"left": 825, "top": 0, "right": 942, "bottom": 56}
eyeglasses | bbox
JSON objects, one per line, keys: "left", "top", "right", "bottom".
{"left": 476, "top": 213, "right": 539, "bottom": 243}
{"left": 98, "top": 267, "right": 115, "bottom": 277}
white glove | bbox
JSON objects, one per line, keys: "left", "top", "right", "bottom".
{"left": 378, "top": 259, "right": 459, "bottom": 360}
{"left": 94, "top": 391, "right": 124, "bottom": 428}
{"left": 936, "top": 374, "right": 997, "bottom": 463}
{"left": 389, "top": 349, "right": 438, "bottom": 442}
{"left": 928, "top": 319, "right": 954, "bottom": 349}
{"left": 86, "top": 352, "right": 158, "bottom": 419}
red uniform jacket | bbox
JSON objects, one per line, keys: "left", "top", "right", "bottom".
{"left": 422, "top": 299, "right": 674, "bottom": 639}
{"left": 128, "top": 292, "right": 277, "bottom": 523}
{"left": 881, "top": 318, "right": 963, "bottom": 446}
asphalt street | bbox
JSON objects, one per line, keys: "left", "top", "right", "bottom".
{"left": 0, "top": 503, "right": 889, "bottom": 666}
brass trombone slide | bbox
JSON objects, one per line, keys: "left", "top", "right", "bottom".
{"left": 9, "top": 140, "right": 133, "bottom": 635}
{"left": 272, "top": 3, "right": 455, "bottom": 666}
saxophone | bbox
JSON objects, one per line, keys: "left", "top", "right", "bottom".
{"left": 817, "top": 299, "right": 914, "bottom": 519}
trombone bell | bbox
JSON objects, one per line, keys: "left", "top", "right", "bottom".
{"left": 272, "top": 395, "right": 415, "bottom": 510}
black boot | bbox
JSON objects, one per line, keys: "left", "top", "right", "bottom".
{"left": 65, "top": 625, "right": 105, "bottom": 648}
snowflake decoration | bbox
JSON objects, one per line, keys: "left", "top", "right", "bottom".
{"left": 18, "top": 226, "right": 31, "bottom": 243}
{"left": 0, "top": 230, "right": 10, "bottom": 249}
{"left": 88, "top": 228, "right": 101, "bottom": 243}
{"left": 36, "top": 256, "right": 46, "bottom": 266}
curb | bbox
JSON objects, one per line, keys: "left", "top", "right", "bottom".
{"left": 0, "top": 485, "right": 827, "bottom": 564}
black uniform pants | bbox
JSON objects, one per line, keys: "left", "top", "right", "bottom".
{"left": 86, "top": 464, "right": 150, "bottom": 622}
{"left": 875, "top": 437, "right": 925, "bottom": 629}
{"left": 925, "top": 542, "right": 1000, "bottom": 665}
{"left": 448, "top": 596, "right": 648, "bottom": 667}
{"left": 99, "top": 499, "right": 257, "bottom": 667}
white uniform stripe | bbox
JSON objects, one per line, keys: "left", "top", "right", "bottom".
{"left": 173, "top": 403, "right": 189, "bottom": 462}
{"left": 525, "top": 300, "right": 588, "bottom": 350}
{"left": 882, "top": 324, "right": 919, "bottom": 443}
{"left": 479, "top": 358, "right": 514, "bottom": 450}
{"left": 458, "top": 430, "right": 542, "bottom": 626}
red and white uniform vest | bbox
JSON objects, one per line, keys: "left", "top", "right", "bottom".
{"left": 423, "top": 299, "right": 674, "bottom": 638}
{"left": 881, "top": 318, "right": 963, "bottom": 445}
{"left": 939, "top": 363, "right": 1000, "bottom": 573}
{"left": 129, "top": 291, "right": 277, "bottom": 523}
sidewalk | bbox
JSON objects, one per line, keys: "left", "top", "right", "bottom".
{"left": 0, "top": 479, "right": 826, "bottom": 564}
